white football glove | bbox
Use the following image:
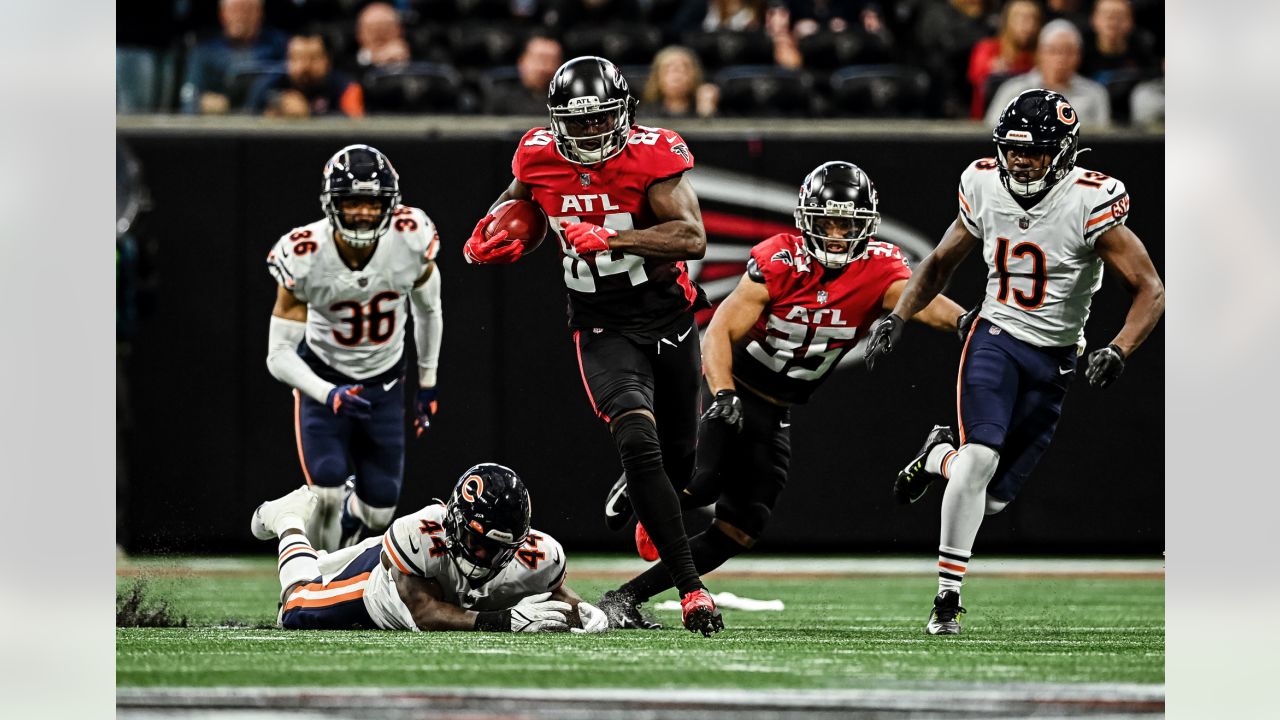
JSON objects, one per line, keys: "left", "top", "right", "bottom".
{"left": 571, "top": 601, "right": 609, "bottom": 634}
{"left": 509, "top": 593, "right": 571, "bottom": 633}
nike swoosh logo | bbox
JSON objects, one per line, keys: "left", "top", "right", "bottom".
{"left": 1059, "top": 367, "right": 1073, "bottom": 375}
{"left": 779, "top": 422, "right": 791, "bottom": 428}
{"left": 1106, "top": 182, "right": 1117, "bottom": 193}
{"left": 383, "top": 379, "right": 398, "bottom": 391}
{"left": 407, "top": 535, "right": 420, "bottom": 554}
{"left": 677, "top": 328, "right": 693, "bottom": 342}
{"left": 665, "top": 135, "right": 678, "bottom": 143}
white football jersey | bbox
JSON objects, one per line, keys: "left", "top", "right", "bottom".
{"left": 266, "top": 206, "right": 439, "bottom": 380}
{"left": 957, "top": 159, "right": 1131, "bottom": 350}
{"left": 354, "top": 503, "right": 568, "bottom": 630}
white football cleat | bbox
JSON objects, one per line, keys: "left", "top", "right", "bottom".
{"left": 925, "top": 590, "right": 966, "bottom": 635}
{"left": 250, "top": 485, "right": 318, "bottom": 540}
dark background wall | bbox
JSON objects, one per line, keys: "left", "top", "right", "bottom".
{"left": 116, "top": 124, "right": 1163, "bottom": 555}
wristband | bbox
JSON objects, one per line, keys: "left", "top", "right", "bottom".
{"left": 474, "top": 609, "right": 510, "bottom": 632}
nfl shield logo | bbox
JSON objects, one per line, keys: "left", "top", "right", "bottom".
{"left": 817, "top": 290, "right": 828, "bottom": 304}
{"left": 579, "top": 173, "right": 591, "bottom": 187}
{"left": 358, "top": 277, "right": 369, "bottom": 288}
{"left": 1018, "top": 217, "right": 1030, "bottom": 230}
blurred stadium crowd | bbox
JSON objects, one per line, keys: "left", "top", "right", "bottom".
{"left": 117, "top": 0, "right": 1163, "bottom": 124}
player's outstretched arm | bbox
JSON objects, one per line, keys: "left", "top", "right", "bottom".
{"left": 392, "top": 568, "right": 483, "bottom": 631}
{"left": 551, "top": 583, "right": 609, "bottom": 633}
{"left": 605, "top": 174, "right": 707, "bottom": 260}
{"left": 410, "top": 262, "right": 443, "bottom": 436}
{"left": 265, "top": 286, "right": 337, "bottom": 404}
{"left": 1086, "top": 224, "right": 1165, "bottom": 388}
{"left": 703, "top": 273, "right": 771, "bottom": 394}
{"left": 891, "top": 214, "right": 981, "bottom": 323}
{"left": 883, "top": 279, "right": 966, "bottom": 333}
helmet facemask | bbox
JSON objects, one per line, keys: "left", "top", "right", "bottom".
{"left": 795, "top": 199, "right": 880, "bottom": 269}
{"left": 549, "top": 96, "right": 631, "bottom": 165}
{"left": 443, "top": 492, "right": 526, "bottom": 586}
{"left": 994, "top": 132, "right": 1078, "bottom": 198}
{"left": 322, "top": 189, "right": 399, "bottom": 248}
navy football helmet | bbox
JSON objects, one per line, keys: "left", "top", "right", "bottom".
{"left": 320, "top": 144, "right": 401, "bottom": 247}
{"left": 992, "top": 89, "right": 1082, "bottom": 197}
{"left": 794, "top": 161, "right": 881, "bottom": 269}
{"left": 443, "top": 463, "right": 531, "bottom": 585}
{"left": 547, "top": 56, "right": 637, "bottom": 165}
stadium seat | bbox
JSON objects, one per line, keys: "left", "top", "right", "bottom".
{"left": 406, "top": 24, "right": 451, "bottom": 64}
{"left": 226, "top": 62, "right": 286, "bottom": 111}
{"left": 713, "top": 65, "right": 816, "bottom": 117}
{"left": 619, "top": 64, "right": 652, "bottom": 95}
{"left": 453, "top": 0, "right": 512, "bottom": 21}
{"left": 828, "top": 64, "right": 931, "bottom": 117}
{"left": 446, "top": 23, "right": 522, "bottom": 68}
{"left": 118, "top": 46, "right": 170, "bottom": 113}
{"left": 1096, "top": 67, "right": 1151, "bottom": 125}
{"left": 796, "top": 30, "right": 892, "bottom": 71}
{"left": 563, "top": 25, "right": 663, "bottom": 66}
{"left": 983, "top": 71, "right": 1014, "bottom": 116}
{"left": 682, "top": 31, "right": 775, "bottom": 72}
{"left": 363, "top": 63, "right": 469, "bottom": 113}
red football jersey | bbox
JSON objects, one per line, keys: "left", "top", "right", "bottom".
{"left": 511, "top": 124, "right": 708, "bottom": 341}
{"left": 732, "top": 233, "right": 912, "bottom": 404}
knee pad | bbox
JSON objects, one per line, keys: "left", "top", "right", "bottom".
{"left": 953, "top": 443, "right": 1001, "bottom": 493}
{"left": 984, "top": 495, "right": 1009, "bottom": 516}
{"left": 612, "top": 412, "right": 663, "bottom": 476}
{"left": 611, "top": 390, "right": 651, "bottom": 418}
{"left": 714, "top": 498, "right": 771, "bottom": 543}
{"left": 307, "top": 457, "right": 350, "bottom": 487}
{"left": 349, "top": 495, "right": 396, "bottom": 532}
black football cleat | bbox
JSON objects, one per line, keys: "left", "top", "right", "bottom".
{"left": 603, "top": 473, "right": 633, "bottom": 531}
{"left": 894, "top": 425, "right": 956, "bottom": 505}
{"left": 681, "top": 589, "right": 724, "bottom": 637}
{"left": 597, "top": 589, "right": 662, "bottom": 630}
{"left": 925, "top": 590, "right": 966, "bottom": 635}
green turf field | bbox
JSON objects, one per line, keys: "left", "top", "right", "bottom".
{"left": 116, "top": 555, "right": 1163, "bottom": 690}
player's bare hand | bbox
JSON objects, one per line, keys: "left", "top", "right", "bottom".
{"left": 701, "top": 389, "right": 743, "bottom": 431}
{"left": 1085, "top": 344, "right": 1125, "bottom": 389}
{"left": 414, "top": 387, "right": 438, "bottom": 437}
{"left": 864, "top": 313, "right": 905, "bottom": 370}
{"left": 561, "top": 220, "right": 616, "bottom": 254}
{"left": 327, "top": 384, "right": 372, "bottom": 421}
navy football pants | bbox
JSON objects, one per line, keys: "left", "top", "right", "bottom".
{"left": 293, "top": 378, "right": 405, "bottom": 508}
{"left": 957, "top": 318, "right": 1077, "bottom": 503}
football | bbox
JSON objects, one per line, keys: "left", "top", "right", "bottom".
{"left": 485, "top": 199, "right": 547, "bottom": 254}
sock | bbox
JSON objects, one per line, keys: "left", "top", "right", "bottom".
{"left": 925, "top": 443, "right": 958, "bottom": 477}
{"left": 937, "top": 545, "right": 971, "bottom": 595}
{"left": 308, "top": 485, "right": 348, "bottom": 552}
{"left": 277, "top": 533, "right": 319, "bottom": 602}
{"left": 621, "top": 525, "right": 744, "bottom": 602}
{"left": 936, "top": 443, "right": 999, "bottom": 593}
{"left": 614, "top": 413, "right": 702, "bottom": 596}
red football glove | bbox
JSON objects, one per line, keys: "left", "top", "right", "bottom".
{"left": 561, "top": 220, "right": 617, "bottom": 254}
{"left": 463, "top": 215, "right": 525, "bottom": 265}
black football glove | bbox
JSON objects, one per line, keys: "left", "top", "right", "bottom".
{"left": 864, "top": 313, "right": 905, "bottom": 371}
{"left": 957, "top": 304, "right": 981, "bottom": 341}
{"left": 1086, "top": 344, "right": 1126, "bottom": 389}
{"left": 701, "top": 389, "right": 743, "bottom": 431}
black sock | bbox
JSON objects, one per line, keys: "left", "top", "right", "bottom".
{"left": 621, "top": 524, "right": 744, "bottom": 602}
{"left": 613, "top": 413, "right": 702, "bottom": 596}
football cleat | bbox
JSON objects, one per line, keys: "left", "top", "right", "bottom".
{"left": 250, "top": 485, "right": 318, "bottom": 540}
{"left": 597, "top": 589, "right": 662, "bottom": 630}
{"left": 603, "top": 473, "right": 633, "bottom": 531}
{"left": 681, "top": 588, "right": 724, "bottom": 637}
{"left": 634, "top": 522, "right": 659, "bottom": 562}
{"left": 895, "top": 425, "right": 956, "bottom": 505}
{"left": 926, "top": 590, "right": 966, "bottom": 635}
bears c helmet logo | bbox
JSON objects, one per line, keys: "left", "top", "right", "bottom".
{"left": 461, "top": 474, "right": 484, "bottom": 502}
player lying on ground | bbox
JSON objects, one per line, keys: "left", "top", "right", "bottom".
{"left": 250, "top": 463, "right": 607, "bottom": 632}
{"left": 265, "top": 144, "right": 444, "bottom": 551}
{"left": 865, "top": 89, "right": 1165, "bottom": 635}
{"left": 463, "top": 56, "right": 721, "bottom": 636}
{"left": 596, "top": 162, "right": 966, "bottom": 628}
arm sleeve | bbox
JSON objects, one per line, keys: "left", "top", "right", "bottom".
{"left": 265, "top": 315, "right": 335, "bottom": 404}
{"left": 410, "top": 267, "right": 443, "bottom": 388}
